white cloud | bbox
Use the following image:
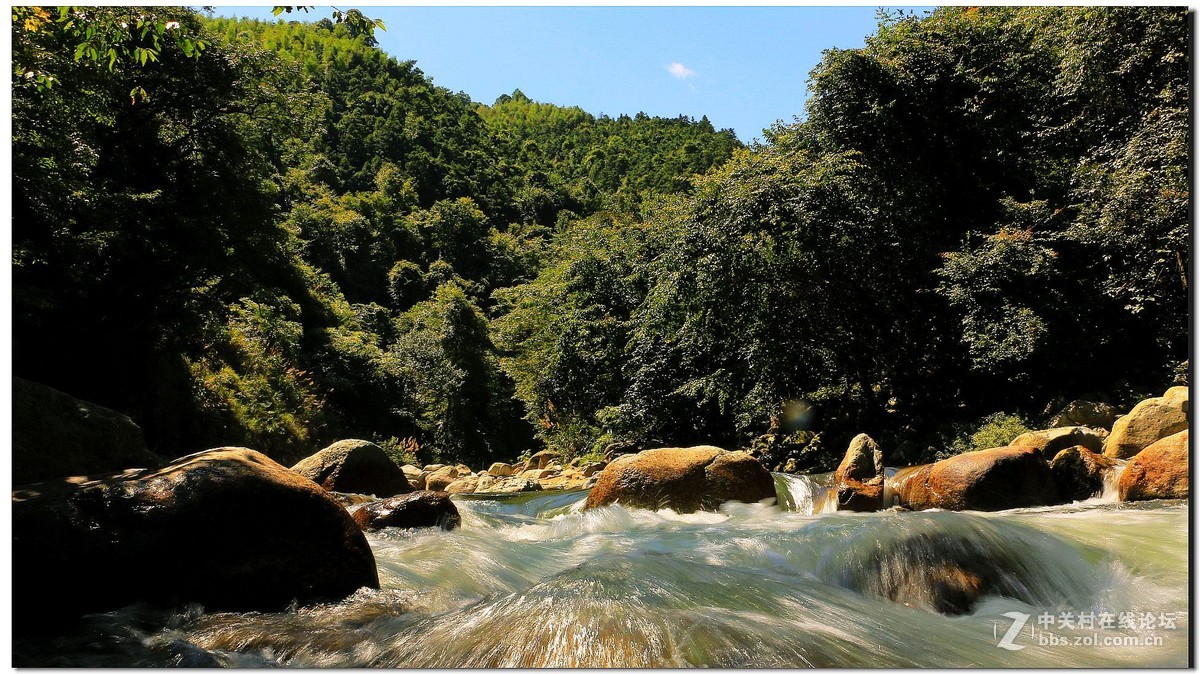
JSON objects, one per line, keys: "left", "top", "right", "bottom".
{"left": 666, "top": 62, "right": 697, "bottom": 79}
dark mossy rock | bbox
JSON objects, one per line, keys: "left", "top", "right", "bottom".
{"left": 352, "top": 490, "right": 460, "bottom": 531}
{"left": 13, "top": 448, "right": 379, "bottom": 633}
{"left": 290, "top": 439, "right": 413, "bottom": 497}
{"left": 13, "top": 377, "right": 161, "bottom": 484}
{"left": 584, "top": 446, "right": 776, "bottom": 513}
{"left": 1049, "top": 400, "right": 1119, "bottom": 430}
{"left": 1049, "top": 445, "right": 1115, "bottom": 502}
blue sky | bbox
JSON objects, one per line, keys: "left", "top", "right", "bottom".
{"left": 217, "top": 6, "right": 933, "bottom": 143}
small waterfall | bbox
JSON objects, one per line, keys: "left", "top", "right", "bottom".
{"left": 1097, "top": 459, "right": 1129, "bottom": 501}
{"left": 883, "top": 464, "right": 927, "bottom": 508}
{"left": 774, "top": 472, "right": 835, "bottom": 515}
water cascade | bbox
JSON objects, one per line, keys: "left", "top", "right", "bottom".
{"left": 13, "top": 480, "right": 1187, "bottom": 667}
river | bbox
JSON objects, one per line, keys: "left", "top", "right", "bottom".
{"left": 13, "top": 476, "right": 1189, "bottom": 667}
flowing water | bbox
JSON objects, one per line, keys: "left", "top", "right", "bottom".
{"left": 14, "top": 475, "right": 1188, "bottom": 667}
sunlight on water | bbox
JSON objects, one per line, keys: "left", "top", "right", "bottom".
{"left": 14, "top": 485, "right": 1188, "bottom": 668}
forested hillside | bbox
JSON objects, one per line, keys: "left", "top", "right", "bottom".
{"left": 12, "top": 6, "right": 1188, "bottom": 469}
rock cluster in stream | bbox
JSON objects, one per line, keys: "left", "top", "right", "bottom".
{"left": 831, "top": 387, "right": 1190, "bottom": 513}
{"left": 8, "top": 384, "right": 1189, "bottom": 631}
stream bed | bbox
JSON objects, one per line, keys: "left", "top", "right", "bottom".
{"left": 14, "top": 477, "right": 1189, "bottom": 667}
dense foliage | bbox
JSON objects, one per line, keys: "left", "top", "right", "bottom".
{"left": 12, "top": 6, "right": 1188, "bottom": 468}
{"left": 12, "top": 8, "right": 738, "bottom": 464}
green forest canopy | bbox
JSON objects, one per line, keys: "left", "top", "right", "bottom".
{"left": 12, "top": 6, "right": 1188, "bottom": 468}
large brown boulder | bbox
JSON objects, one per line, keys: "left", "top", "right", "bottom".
{"left": 1011, "top": 426, "right": 1107, "bottom": 458}
{"left": 1118, "top": 430, "right": 1189, "bottom": 501}
{"left": 584, "top": 446, "right": 776, "bottom": 513}
{"left": 1049, "top": 446, "right": 1116, "bottom": 502}
{"left": 352, "top": 491, "right": 460, "bottom": 531}
{"left": 13, "top": 448, "right": 379, "bottom": 632}
{"left": 13, "top": 377, "right": 161, "bottom": 484}
{"left": 1104, "top": 389, "right": 1188, "bottom": 459}
{"left": 893, "top": 445, "right": 1057, "bottom": 511}
{"left": 834, "top": 434, "right": 885, "bottom": 512}
{"left": 290, "top": 439, "right": 412, "bottom": 497}
{"left": 836, "top": 433, "right": 884, "bottom": 482}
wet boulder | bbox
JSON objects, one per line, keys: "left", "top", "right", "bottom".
{"left": 1050, "top": 400, "right": 1119, "bottom": 430}
{"left": 1011, "top": 426, "right": 1107, "bottom": 459}
{"left": 1049, "top": 446, "right": 1115, "bottom": 502}
{"left": 352, "top": 490, "right": 460, "bottom": 531}
{"left": 290, "top": 439, "right": 412, "bottom": 498}
{"left": 837, "top": 530, "right": 1041, "bottom": 615}
{"left": 13, "top": 377, "right": 161, "bottom": 484}
{"left": 834, "top": 434, "right": 885, "bottom": 512}
{"left": 894, "top": 445, "right": 1057, "bottom": 511}
{"left": 1118, "top": 430, "right": 1189, "bottom": 501}
{"left": 1104, "top": 389, "right": 1188, "bottom": 459}
{"left": 584, "top": 446, "right": 776, "bottom": 513}
{"left": 13, "top": 448, "right": 379, "bottom": 631}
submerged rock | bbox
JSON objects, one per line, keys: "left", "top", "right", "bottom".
{"left": 834, "top": 434, "right": 885, "bottom": 512}
{"left": 839, "top": 530, "right": 1035, "bottom": 615}
{"left": 1049, "top": 446, "right": 1115, "bottom": 502}
{"left": 290, "top": 439, "right": 412, "bottom": 498}
{"left": 1118, "top": 430, "right": 1189, "bottom": 501}
{"left": 894, "top": 445, "right": 1057, "bottom": 511}
{"left": 584, "top": 446, "right": 775, "bottom": 513}
{"left": 1011, "top": 426, "right": 1107, "bottom": 458}
{"left": 13, "top": 448, "right": 379, "bottom": 631}
{"left": 13, "top": 377, "right": 161, "bottom": 484}
{"left": 1104, "top": 389, "right": 1188, "bottom": 459}
{"left": 352, "top": 490, "right": 460, "bottom": 531}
